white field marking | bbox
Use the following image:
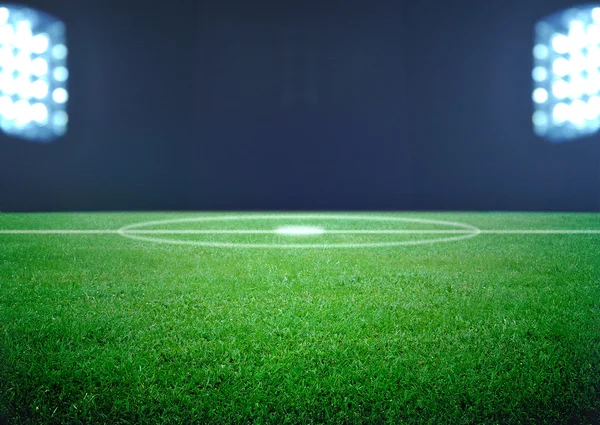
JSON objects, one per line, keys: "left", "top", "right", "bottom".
{"left": 480, "top": 230, "right": 600, "bottom": 234}
{"left": 120, "top": 229, "right": 473, "bottom": 234}
{"left": 117, "top": 229, "right": 600, "bottom": 234}
{"left": 130, "top": 229, "right": 600, "bottom": 234}
{"left": 0, "top": 229, "right": 473, "bottom": 235}
{"left": 0, "top": 230, "right": 118, "bottom": 234}
{"left": 0, "top": 230, "right": 599, "bottom": 235}
{"left": 0, "top": 210, "right": 598, "bottom": 251}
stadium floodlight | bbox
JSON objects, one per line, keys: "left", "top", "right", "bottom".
{"left": 0, "top": 4, "right": 67, "bottom": 142}
{"left": 533, "top": 5, "right": 600, "bottom": 142}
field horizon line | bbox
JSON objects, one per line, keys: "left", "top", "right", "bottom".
{"left": 0, "top": 229, "right": 599, "bottom": 235}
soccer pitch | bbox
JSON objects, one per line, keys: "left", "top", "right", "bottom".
{"left": 0, "top": 212, "right": 599, "bottom": 424}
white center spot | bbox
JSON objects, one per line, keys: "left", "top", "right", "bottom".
{"left": 275, "top": 225, "right": 325, "bottom": 236}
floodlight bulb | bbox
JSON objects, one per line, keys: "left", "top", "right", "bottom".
{"left": 533, "top": 88, "right": 549, "bottom": 103}
{"left": 31, "top": 57, "right": 48, "bottom": 77}
{"left": 551, "top": 34, "right": 570, "bottom": 54}
{"left": 552, "top": 103, "right": 570, "bottom": 124}
{"left": 31, "top": 33, "right": 49, "bottom": 54}
{"left": 30, "top": 102, "right": 48, "bottom": 123}
{"left": 52, "top": 111, "right": 68, "bottom": 127}
{"left": 532, "top": 111, "right": 548, "bottom": 126}
{"left": 51, "top": 44, "right": 67, "bottom": 60}
{"left": 552, "top": 80, "right": 570, "bottom": 99}
{"left": 0, "top": 25, "right": 14, "bottom": 45}
{"left": 532, "top": 66, "right": 547, "bottom": 82}
{"left": 0, "top": 7, "right": 9, "bottom": 24}
{"left": 53, "top": 66, "right": 68, "bottom": 82}
{"left": 52, "top": 88, "right": 68, "bottom": 103}
{"left": 552, "top": 58, "right": 571, "bottom": 77}
{"left": 31, "top": 79, "right": 48, "bottom": 99}
{"left": 533, "top": 44, "right": 549, "bottom": 59}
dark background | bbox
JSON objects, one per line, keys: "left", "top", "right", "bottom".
{"left": 0, "top": 0, "right": 599, "bottom": 211}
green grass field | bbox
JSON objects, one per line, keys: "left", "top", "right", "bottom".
{"left": 0, "top": 212, "right": 599, "bottom": 424}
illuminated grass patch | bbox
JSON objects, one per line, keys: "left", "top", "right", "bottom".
{"left": 0, "top": 212, "right": 598, "bottom": 424}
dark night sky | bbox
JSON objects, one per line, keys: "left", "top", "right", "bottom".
{"left": 0, "top": 0, "right": 599, "bottom": 211}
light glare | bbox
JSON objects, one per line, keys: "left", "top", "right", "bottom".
{"left": 275, "top": 226, "right": 325, "bottom": 236}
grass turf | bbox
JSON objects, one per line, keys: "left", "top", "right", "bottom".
{"left": 0, "top": 212, "right": 598, "bottom": 424}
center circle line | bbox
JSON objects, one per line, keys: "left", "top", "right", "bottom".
{"left": 121, "top": 229, "right": 477, "bottom": 234}
{"left": 117, "top": 214, "right": 482, "bottom": 248}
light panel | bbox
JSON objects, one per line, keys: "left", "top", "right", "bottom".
{"left": 533, "top": 5, "right": 600, "bottom": 142}
{"left": 0, "top": 5, "right": 68, "bottom": 142}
